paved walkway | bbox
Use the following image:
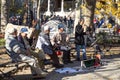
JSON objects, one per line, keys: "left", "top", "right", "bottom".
{"left": 43, "top": 55, "right": 120, "bottom": 80}
{"left": 0, "top": 48, "right": 120, "bottom": 80}
{"left": 10, "top": 54, "right": 120, "bottom": 80}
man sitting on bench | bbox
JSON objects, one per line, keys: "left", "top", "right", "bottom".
{"left": 5, "top": 26, "right": 47, "bottom": 78}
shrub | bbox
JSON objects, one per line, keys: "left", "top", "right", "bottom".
{"left": 0, "top": 38, "right": 5, "bottom": 46}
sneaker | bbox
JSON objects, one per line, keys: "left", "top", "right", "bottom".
{"left": 63, "top": 61, "right": 68, "bottom": 64}
{"left": 32, "top": 70, "right": 47, "bottom": 79}
{"left": 68, "top": 61, "right": 73, "bottom": 63}
{"left": 32, "top": 74, "right": 46, "bottom": 79}
{"left": 44, "top": 59, "right": 53, "bottom": 65}
{"left": 40, "top": 71, "right": 48, "bottom": 77}
{"left": 53, "top": 64, "right": 64, "bottom": 68}
{"left": 42, "top": 69, "right": 48, "bottom": 73}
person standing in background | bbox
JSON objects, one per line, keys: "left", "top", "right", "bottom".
{"left": 75, "top": 18, "right": 87, "bottom": 61}
{"left": 22, "top": 3, "right": 33, "bottom": 27}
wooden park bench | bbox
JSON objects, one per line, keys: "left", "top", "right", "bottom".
{"left": 69, "top": 35, "right": 120, "bottom": 58}
{"left": 0, "top": 47, "right": 28, "bottom": 80}
{"left": 0, "top": 62, "right": 27, "bottom": 80}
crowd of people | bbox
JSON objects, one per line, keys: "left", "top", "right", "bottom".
{"left": 5, "top": 16, "right": 89, "bottom": 79}
{"left": 6, "top": 13, "right": 120, "bottom": 78}
{"left": 5, "top": 4, "right": 120, "bottom": 79}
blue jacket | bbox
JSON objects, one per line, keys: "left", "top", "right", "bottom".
{"left": 5, "top": 35, "right": 26, "bottom": 59}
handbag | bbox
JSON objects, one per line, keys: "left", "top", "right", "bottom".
{"left": 56, "top": 50, "right": 62, "bottom": 56}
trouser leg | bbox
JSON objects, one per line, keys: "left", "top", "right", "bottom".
{"left": 67, "top": 50, "right": 71, "bottom": 62}
{"left": 31, "top": 49, "right": 45, "bottom": 69}
{"left": 18, "top": 54, "right": 45, "bottom": 75}
{"left": 48, "top": 52, "right": 60, "bottom": 65}
{"left": 62, "top": 50, "right": 68, "bottom": 63}
{"left": 62, "top": 50, "right": 71, "bottom": 63}
{"left": 76, "top": 44, "right": 80, "bottom": 59}
{"left": 81, "top": 45, "right": 87, "bottom": 60}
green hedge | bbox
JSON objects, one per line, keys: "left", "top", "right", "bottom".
{"left": 0, "top": 38, "right": 5, "bottom": 46}
{"left": 96, "top": 32, "right": 120, "bottom": 45}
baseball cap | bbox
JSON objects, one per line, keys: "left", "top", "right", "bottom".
{"left": 20, "top": 27, "right": 28, "bottom": 34}
{"left": 58, "top": 23, "right": 64, "bottom": 29}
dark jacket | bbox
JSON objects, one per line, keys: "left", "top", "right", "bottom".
{"left": 17, "top": 34, "right": 30, "bottom": 49}
{"left": 75, "top": 24, "right": 86, "bottom": 45}
{"left": 40, "top": 32, "right": 53, "bottom": 55}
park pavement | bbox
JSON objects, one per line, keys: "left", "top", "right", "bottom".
{"left": 0, "top": 47, "right": 120, "bottom": 80}
{"left": 42, "top": 55, "right": 120, "bottom": 80}
{"left": 12, "top": 54, "right": 120, "bottom": 80}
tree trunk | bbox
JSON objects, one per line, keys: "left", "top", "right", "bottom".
{"left": 74, "top": 0, "right": 96, "bottom": 33}
{"left": 83, "top": 0, "right": 96, "bottom": 27}
{"left": 0, "top": 0, "right": 1, "bottom": 32}
{"left": 1, "top": 0, "right": 8, "bottom": 33}
{"left": 36, "top": 0, "right": 44, "bottom": 31}
{"left": 37, "top": 0, "right": 41, "bottom": 20}
{"left": 73, "top": 0, "right": 82, "bottom": 34}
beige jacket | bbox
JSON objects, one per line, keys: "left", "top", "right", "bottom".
{"left": 51, "top": 32, "right": 70, "bottom": 49}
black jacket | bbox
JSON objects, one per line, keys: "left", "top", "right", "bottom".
{"left": 75, "top": 24, "right": 86, "bottom": 45}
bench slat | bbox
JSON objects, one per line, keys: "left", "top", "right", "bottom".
{"left": 0, "top": 63, "right": 27, "bottom": 75}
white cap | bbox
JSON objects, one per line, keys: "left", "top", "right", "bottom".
{"left": 7, "top": 28, "right": 17, "bottom": 34}
{"left": 5, "top": 23, "right": 14, "bottom": 32}
{"left": 6, "top": 23, "right": 17, "bottom": 34}
{"left": 5, "top": 23, "right": 16, "bottom": 34}
{"left": 44, "top": 26, "right": 50, "bottom": 31}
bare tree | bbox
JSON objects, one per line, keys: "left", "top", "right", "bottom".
{"left": 37, "top": 0, "right": 41, "bottom": 20}
{"left": 0, "top": 0, "right": 8, "bottom": 33}
{"left": 74, "top": 0, "right": 96, "bottom": 33}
